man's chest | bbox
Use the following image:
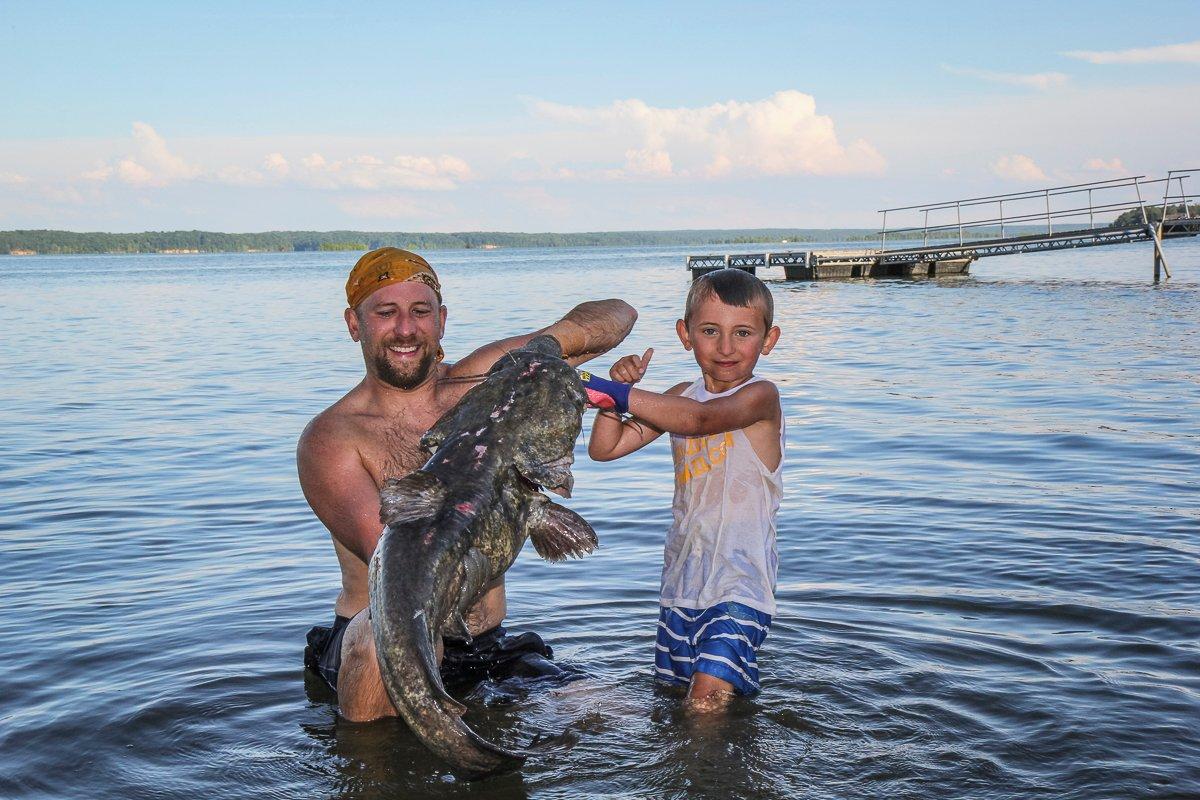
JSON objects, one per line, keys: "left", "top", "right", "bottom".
{"left": 359, "top": 412, "right": 444, "bottom": 486}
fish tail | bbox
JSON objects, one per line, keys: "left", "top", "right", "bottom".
{"left": 372, "top": 592, "right": 526, "bottom": 777}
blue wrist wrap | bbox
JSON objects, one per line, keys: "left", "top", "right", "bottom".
{"left": 578, "top": 371, "right": 632, "bottom": 415}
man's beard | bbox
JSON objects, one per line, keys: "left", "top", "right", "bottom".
{"left": 372, "top": 343, "right": 437, "bottom": 390}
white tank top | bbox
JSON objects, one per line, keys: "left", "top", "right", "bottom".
{"left": 660, "top": 376, "right": 784, "bottom": 616}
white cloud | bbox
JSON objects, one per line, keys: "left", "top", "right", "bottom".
{"left": 0, "top": 172, "right": 29, "bottom": 185}
{"left": 81, "top": 165, "right": 113, "bottom": 181}
{"left": 73, "top": 126, "right": 470, "bottom": 193}
{"left": 263, "top": 153, "right": 289, "bottom": 177}
{"left": 1082, "top": 157, "right": 1127, "bottom": 172}
{"left": 622, "top": 148, "right": 673, "bottom": 177}
{"left": 1064, "top": 39, "right": 1200, "bottom": 64}
{"left": 530, "top": 90, "right": 885, "bottom": 179}
{"left": 295, "top": 152, "right": 471, "bottom": 190}
{"left": 991, "top": 154, "right": 1049, "bottom": 182}
{"left": 215, "top": 165, "right": 266, "bottom": 186}
{"left": 941, "top": 64, "right": 1069, "bottom": 90}
{"left": 112, "top": 122, "right": 202, "bottom": 187}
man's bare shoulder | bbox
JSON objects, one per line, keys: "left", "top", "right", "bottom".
{"left": 297, "top": 392, "right": 369, "bottom": 466}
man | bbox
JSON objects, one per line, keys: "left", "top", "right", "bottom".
{"left": 298, "top": 247, "right": 635, "bottom": 722}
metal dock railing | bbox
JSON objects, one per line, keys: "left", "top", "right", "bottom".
{"left": 686, "top": 169, "right": 1199, "bottom": 282}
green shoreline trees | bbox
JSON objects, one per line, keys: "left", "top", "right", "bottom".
{"left": 0, "top": 226, "right": 1046, "bottom": 255}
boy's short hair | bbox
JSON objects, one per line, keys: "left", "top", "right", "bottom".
{"left": 684, "top": 269, "right": 774, "bottom": 330}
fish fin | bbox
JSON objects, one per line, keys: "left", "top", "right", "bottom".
{"left": 444, "top": 612, "right": 472, "bottom": 644}
{"left": 419, "top": 428, "right": 445, "bottom": 456}
{"left": 526, "top": 500, "right": 599, "bottom": 561}
{"left": 379, "top": 471, "right": 448, "bottom": 526}
{"left": 441, "top": 547, "right": 490, "bottom": 643}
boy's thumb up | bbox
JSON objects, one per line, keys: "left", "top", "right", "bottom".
{"left": 636, "top": 348, "right": 654, "bottom": 378}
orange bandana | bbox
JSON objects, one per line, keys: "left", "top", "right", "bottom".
{"left": 345, "top": 247, "right": 442, "bottom": 309}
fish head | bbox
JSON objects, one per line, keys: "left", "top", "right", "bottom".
{"left": 491, "top": 335, "right": 586, "bottom": 498}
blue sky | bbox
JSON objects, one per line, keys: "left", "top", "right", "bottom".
{"left": 2, "top": 1, "right": 1197, "bottom": 231}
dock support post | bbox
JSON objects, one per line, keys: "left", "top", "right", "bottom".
{"left": 1149, "top": 223, "right": 1171, "bottom": 283}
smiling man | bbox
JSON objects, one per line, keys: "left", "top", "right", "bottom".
{"left": 297, "top": 247, "right": 635, "bottom": 721}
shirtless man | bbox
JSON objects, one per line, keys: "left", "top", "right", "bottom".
{"left": 298, "top": 247, "right": 635, "bottom": 722}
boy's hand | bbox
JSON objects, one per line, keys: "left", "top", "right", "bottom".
{"left": 609, "top": 348, "right": 654, "bottom": 384}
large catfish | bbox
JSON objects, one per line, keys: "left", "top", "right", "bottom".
{"left": 367, "top": 335, "right": 598, "bottom": 777}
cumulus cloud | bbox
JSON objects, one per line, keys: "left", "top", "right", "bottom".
{"left": 991, "top": 154, "right": 1049, "bottom": 182}
{"left": 530, "top": 90, "right": 885, "bottom": 179}
{"left": 941, "top": 64, "right": 1069, "bottom": 90}
{"left": 1064, "top": 39, "right": 1200, "bottom": 64}
{"left": 0, "top": 172, "right": 30, "bottom": 186}
{"left": 1082, "top": 157, "right": 1127, "bottom": 172}
{"left": 78, "top": 125, "right": 471, "bottom": 193}
{"left": 113, "top": 122, "right": 202, "bottom": 186}
{"left": 294, "top": 153, "right": 471, "bottom": 190}
{"left": 263, "top": 153, "right": 290, "bottom": 177}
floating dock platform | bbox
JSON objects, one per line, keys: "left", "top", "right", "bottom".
{"left": 687, "top": 170, "right": 1199, "bottom": 282}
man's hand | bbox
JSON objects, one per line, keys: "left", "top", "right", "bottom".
{"left": 609, "top": 348, "right": 653, "bottom": 384}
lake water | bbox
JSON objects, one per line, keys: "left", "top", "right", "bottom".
{"left": 1, "top": 241, "right": 1198, "bottom": 799}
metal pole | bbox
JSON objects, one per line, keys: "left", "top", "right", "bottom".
{"left": 1180, "top": 176, "right": 1191, "bottom": 219}
{"left": 999, "top": 199, "right": 1004, "bottom": 238}
{"left": 923, "top": 209, "right": 928, "bottom": 247}
{"left": 881, "top": 210, "right": 887, "bottom": 252}
{"left": 1088, "top": 188, "right": 1094, "bottom": 229}
{"left": 957, "top": 201, "right": 963, "bottom": 246}
{"left": 1135, "top": 176, "right": 1149, "bottom": 226}
{"left": 1136, "top": 176, "right": 1170, "bottom": 282}
{"left": 1045, "top": 189, "right": 1052, "bottom": 236}
{"left": 1162, "top": 171, "right": 1173, "bottom": 223}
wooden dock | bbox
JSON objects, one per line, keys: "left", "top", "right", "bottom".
{"left": 687, "top": 170, "right": 1199, "bottom": 282}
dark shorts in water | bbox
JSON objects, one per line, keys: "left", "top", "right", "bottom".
{"left": 303, "top": 617, "right": 571, "bottom": 693}
{"left": 304, "top": 614, "right": 351, "bottom": 691}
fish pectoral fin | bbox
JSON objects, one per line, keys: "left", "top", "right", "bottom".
{"left": 379, "top": 471, "right": 448, "bottom": 526}
{"left": 526, "top": 501, "right": 599, "bottom": 561}
{"left": 442, "top": 547, "right": 490, "bottom": 644}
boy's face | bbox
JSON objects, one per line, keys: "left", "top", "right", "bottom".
{"left": 676, "top": 295, "right": 780, "bottom": 387}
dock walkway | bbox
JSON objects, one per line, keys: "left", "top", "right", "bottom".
{"left": 687, "top": 170, "right": 1198, "bottom": 282}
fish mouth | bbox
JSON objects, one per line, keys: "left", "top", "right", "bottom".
{"left": 516, "top": 453, "right": 575, "bottom": 498}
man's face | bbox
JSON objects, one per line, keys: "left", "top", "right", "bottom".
{"left": 345, "top": 281, "right": 447, "bottom": 390}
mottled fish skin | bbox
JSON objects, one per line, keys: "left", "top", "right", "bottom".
{"left": 367, "top": 335, "right": 597, "bottom": 778}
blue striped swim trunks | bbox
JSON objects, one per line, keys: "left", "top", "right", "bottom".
{"left": 654, "top": 602, "right": 772, "bottom": 696}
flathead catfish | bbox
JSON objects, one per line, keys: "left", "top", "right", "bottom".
{"left": 367, "top": 335, "right": 598, "bottom": 777}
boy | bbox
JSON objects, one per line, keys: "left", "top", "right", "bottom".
{"left": 584, "top": 268, "right": 783, "bottom": 711}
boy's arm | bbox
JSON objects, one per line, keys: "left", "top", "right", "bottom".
{"left": 449, "top": 299, "right": 636, "bottom": 377}
{"left": 588, "top": 381, "right": 688, "bottom": 461}
{"left": 626, "top": 380, "right": 780, "bottom": 438}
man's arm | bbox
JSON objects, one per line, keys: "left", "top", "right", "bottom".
{"left": 450, "top": 299, "right": 636, "bottom": 377}
{"left": 297, "top": 415, "right": 384, "bottom": 565}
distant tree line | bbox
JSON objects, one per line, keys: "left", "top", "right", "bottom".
{"left": 0, "top": 228, "right": 835, "bottom": 254}
{"left": 1111, "top": 204, "right": 1200, "bottom": 229}
{"left": 0, "top": 226, "right": 1068, "bottom": 255}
